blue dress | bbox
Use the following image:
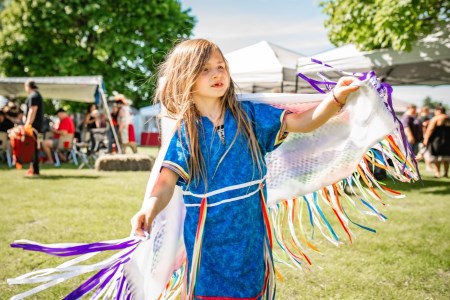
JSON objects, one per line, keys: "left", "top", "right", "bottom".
{"left": 162, "top": 101, "right": 288, "bottom": 298}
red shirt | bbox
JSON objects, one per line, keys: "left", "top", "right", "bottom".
{"left": 54, "top": 116, "right": 75, "bottom": 139}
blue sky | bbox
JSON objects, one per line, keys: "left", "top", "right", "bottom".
{"left": 180, "top": 0, "right": 450, "bottom": 106}
{"left": 181, "top": 0, "right": 333, "bottom": 55}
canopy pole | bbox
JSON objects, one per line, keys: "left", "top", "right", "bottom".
{"left": 99, "top": 87, "right": 122, "bottom": 154}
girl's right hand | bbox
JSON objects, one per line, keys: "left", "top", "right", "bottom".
{"left": 130, "top": 168, "right": 179, "bottom": 238}
{"left": 130, "top": 209, "right": 153, "bottom": 237}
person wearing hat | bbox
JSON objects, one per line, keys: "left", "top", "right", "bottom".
{"left": 24, "top": 80, "right": 44, "bottom": 176}
{"left": 115, "top": 95, "right": 137, "bottom": 153}
{"left": 41, "top": 108, "right": 75, "bottom": 164}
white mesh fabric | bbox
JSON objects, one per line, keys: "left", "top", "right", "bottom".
{"left": 262, "top": 77, "right": 396, "bottom": 206}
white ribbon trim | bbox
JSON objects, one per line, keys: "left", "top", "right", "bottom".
{"left": 182, "top": 177, "right": 265, "bottom": 198}
{"left": 185, "top": 185, "right": 262, "bottom": 208}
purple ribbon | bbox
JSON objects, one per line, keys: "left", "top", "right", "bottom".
{"left": 63, "top": 247, "right": 135, "bottom": 299}
{"left": 63, "top": 263, "right": 120, "bottom": 299}
{"left": 116, "top": 271, "right": 127, "bottom": 299}
{"left": 11, "top": 239, "right": 139, "bottom": 257}
{"left": 297, "top": 58, "right": 370, "bottom": 94}
{"left": 311, "top": 58, "right": 334, "bottom": 68}
{"left": 296, "top": 72, "right": 336, "bottom": 94}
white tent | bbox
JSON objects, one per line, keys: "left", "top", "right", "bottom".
{"left": 138, "top": 103, "right": 161, "bottom": 146}
{"left": 0, "top": 76, "right": 103, "bottom": 103}
{"left": 297, "top": 37, "right": 450, "bottom": 86}
{"left": 225, "top": 41, "right": 306, "bottom": 93}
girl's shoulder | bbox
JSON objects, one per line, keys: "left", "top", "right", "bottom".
{"left": 238, "top": 100, "right": 256, "bottom": 117}
{"left": 238, "top": 100, "right": 283, "bottom": 119}
{"left": 239, "top": 100, "right": 253, "bottom": 109}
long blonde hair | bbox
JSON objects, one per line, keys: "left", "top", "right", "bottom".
{"left": 155, "top": 39, "right": 263, "bottom": 185}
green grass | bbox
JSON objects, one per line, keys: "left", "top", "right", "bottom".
{"left": 0, "top": 159, "right": 449, "bottom": 299}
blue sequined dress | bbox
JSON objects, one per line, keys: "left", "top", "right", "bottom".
{"left": 162, "top": 102, "right": 288, "bottom": 298}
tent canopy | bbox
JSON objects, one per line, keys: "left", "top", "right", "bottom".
{"left": 139, "top": 103, "right": 161, "bottom": 117}
{"left": 0, "top": 76, "right": 103, "bottom": 103}
{"left": 297, "top": 38, "right": 450, "bottom": 86}
{"left": 225, "top": 41, "right": 305, "bottom": 93}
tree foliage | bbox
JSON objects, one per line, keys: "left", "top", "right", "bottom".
{"left": 423, "top": 96, "right": 448, "bottom": 109}
{"left": 320, "top": 0, "right": 449, "bottom": 51}
{"left": 0, "top": 0, "right": 195, "bottom": 108}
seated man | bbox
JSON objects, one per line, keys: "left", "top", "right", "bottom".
{"left": 42, "top": 108, "right": 75, "bottom": 164}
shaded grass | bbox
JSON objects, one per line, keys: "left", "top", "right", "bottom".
{"left": 0, "top": 162, "right": 449, "bottom": 299}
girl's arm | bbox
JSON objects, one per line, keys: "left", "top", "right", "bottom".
{"left": 131, "top": 168, "right": 179, "bottom": 237}
{"left": 285, "top": 76, "right": 360, "bottom": 133}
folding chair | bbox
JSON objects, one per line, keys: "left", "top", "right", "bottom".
{"left": 72, "top": 131, "right": 94, "bottom": 169}
{"left": 54, "top": 133, "right": 76, "bottom": 167}
{"left": 90, "top": 128, "right": 109, "bottom": 154}
{"left": 0, "top": 132, "right": 12, "bottom": 167}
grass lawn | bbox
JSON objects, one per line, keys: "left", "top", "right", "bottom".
{"left": 0, "top": 155, "right": 449, "bottom": 299}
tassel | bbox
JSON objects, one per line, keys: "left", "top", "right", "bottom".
{"left": 186, "top": 198, "right": 207, "bottom": 299}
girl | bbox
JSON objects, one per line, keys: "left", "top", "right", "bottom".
{"left": 130, "top": 39, "right": 359, "bottom": 299}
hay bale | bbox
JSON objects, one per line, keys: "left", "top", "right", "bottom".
{"left": 95, "top": 154, "right": 155, "bottom": 171}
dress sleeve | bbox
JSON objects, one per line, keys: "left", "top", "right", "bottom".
{"left": 250, "top": 102, "right": 289, "bottom": 154}
{"left": 162, "top": 129, "right": 190, "bottom": 186}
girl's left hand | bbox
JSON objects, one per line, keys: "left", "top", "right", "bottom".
{"left": 333, "top": 76, "right": 360, "bottom": 105}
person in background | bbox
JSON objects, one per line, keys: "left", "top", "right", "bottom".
{"left": 2, "top": 102, "right": 24, "bottom": 125}
{"left": 107, "top": 104, "right": 120, "bottom": 153}
{"left": 24, "top": 80, "right": 44, "bottom": 176}
{"left": 99, "top": 112, "right": 107, "bottom": 128}
{"left": 419, "top": 106, "right": 431, "bottom": 127}
{"left": 41, "top": 108, "right": 75, "bottom": 164}
{"left": 416, "top": 106, "right": 432, "bottom": 170}
{"left": 12, "top": 109, "right": 25, "bottom": 125}
{"left": 115, "top": 95, "right": 137, "bottom": 153}
{"left": 401, "top": 104, "right": 422, "bottom": 154}
{"left": 90, "top": 109, "right": 101, "bottom": 129}
{"left": 423, "top": 106, "right": 450, "bottom": 178}
{"left": 89, "top": 110, "right": 107, "bottom": 129}
{"left": 0, "top": 110, "right": 15, "bottom": 132}
{"left": 84, "top": 104, "right": 98, "bottom": 130}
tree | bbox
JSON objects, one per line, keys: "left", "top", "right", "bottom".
{"left": 320, "top": 0, "right": 449, "bottom": 51}
{"left": 423, "top": 96, "right": 448, "bottom": 109}
{"left": 0, "top": 0, "right": 196, "bottom": 108}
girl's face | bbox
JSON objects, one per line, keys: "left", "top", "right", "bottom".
{"left": 192, "top": 50, "right": 230, "bottom": 103}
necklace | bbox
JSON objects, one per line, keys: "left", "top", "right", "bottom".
{"left": 215, "top": 124, "right": 225, "bottom": 145}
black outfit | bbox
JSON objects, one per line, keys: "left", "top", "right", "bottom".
{"left": 26, "top": 91, "right": 44, "bottom": 133}
{"left": 26, "top": 90, "right": 44, "bottom": 174}
{"left": 87, "top": 115, "right": 97, "bottom": 130}
{"left": 108, "top": 111, "right": 119, "bottom": 153}
{"left": 428, "top": 118, "right": 450, "bottom": 156}
{"left": 0, "top": 117, "right": 14, "bottom": 132}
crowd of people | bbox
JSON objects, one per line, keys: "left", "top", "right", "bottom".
{"left": 0, "top": 81, "right": 139, "bottom": 176}
{"left": 401, "top": 104, "right": 450, "bottom": 178}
